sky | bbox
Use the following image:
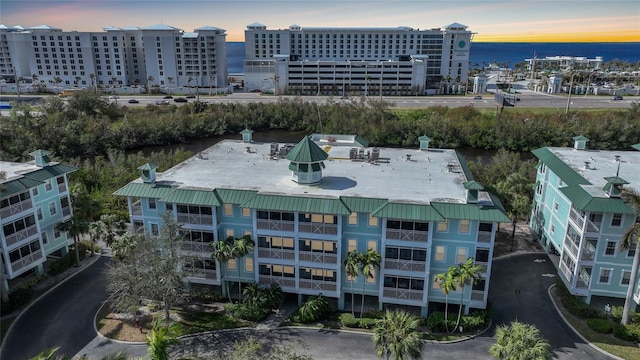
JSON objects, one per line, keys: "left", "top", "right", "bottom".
{"left": 1, "top": 0, "right": 639, "bottom": 42}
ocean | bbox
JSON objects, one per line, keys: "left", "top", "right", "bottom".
{"left": 226, "top": 42, "right": 640, "bottom": 74}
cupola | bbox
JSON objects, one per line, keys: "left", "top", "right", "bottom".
{"left": 240, "top": 127, "right": 254, "bottom": 143}
{"left": 138, "top": 163, "right": 158, "bottom": 184}
{"left": 602, "top": 176, "right": 628, "bottom": 198}
{"left": 286, "top": 136, "right": 328, "bottom": 185}
{"left": 30, "top": 149, "right": 51, "bottom": 167}
{"left": 572, "top": 135, "right": 589, "bottom": 150}
{"left": 464, "top": 180, "right": 484, "bottom": 204}
{"left": 418, "top": 135, "right": 431, "bottom": 151}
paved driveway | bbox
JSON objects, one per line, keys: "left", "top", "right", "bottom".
{"left": 490, "top": 253, "right": 611, "bottom": 359}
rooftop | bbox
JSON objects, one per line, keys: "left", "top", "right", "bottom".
{"left": 135, "top": 137, "right": 476, "bottom": 205}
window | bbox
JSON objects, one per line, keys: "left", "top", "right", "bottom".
{"left": 245, "top": 258, "right": 254, "bottom": 272}
{"left": 32, "top": 187, "right": 39, "bottom": 197}
{"left": 628, "top": 244, "right": 636, "bottom": 258}
{"left": 611, "top": 213, "right": 622, "bottom": 227}
{"left": 54, "top": 226, "right": 61, "bottom": 238}
{"left": 432, "top": 275, "right": 442, "bottom": 289}
{"left": 554, "top": 202, "right": 559, "bottom": 211}
{"left": 437, "top": 220, "right": 448, "bottom": 232}
{"left": 550, "top": 225, "right": 555, "bottom": 234}
{"left": 366, "top": 268, "right": 376, "bottom": 283}
{"left": 244, "top": 230, "right": 252, "bottom": 237}
{"left": 604, "top": 241, "right": 616, "bottom": 256}
{"left": 37, "top": 207, "right": 43, "bottom": 220}
{"left": 226, "top": 229, "right": 234, "bottom": 238}
{"left": 621, "top": 270, "right": 631, "bottom": 286}
{"left": 456, "top": 248, "right": 468, "bottom": 264}
{"left": 435, "top": 245, "right": 445, "bottom": 262}
{"left": 459, "top": 219, "right": 470, "bottom": 233}
{"left": 348, "top": 239, "right": 357, "bottom": 253}
{"left": 598, "top": 268, "right": 612, "bottom": 284}
{"left": 48, "top": 202, "right": 57, "bottom": 216}
{"left": 242, "top": 208, "right": 251, "bottom": 217}
{"left": 258, "top": 236, "right": 295, "bottom": 250}
{"left": 42, "top": 231, "right": 48, "bottom": 245}
{"left": 45, "top": 180, "right": 53, "bottom": 191}
{"left": 228, "top": 259, "right": 236, "bottom": 270}
{"left": 348, "top": 212, "right": 358, "bottom": 225}
{"left": 148, "top": 198, "right": 156, "bottom": 210}
{"left": 368, "top": 215, "right": 378, "bottom": 227}
{"left": 367, "top": 240, "right": 377, "bottom": 251}
{"left": 224, "top": 204, "right": 233, "bottom": 216}
{"left": 150, "top": 223, "right": 159, "bottom": 237}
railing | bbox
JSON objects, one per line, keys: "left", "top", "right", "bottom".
{"left": 382, "top": 288, "right": 423, "bottom": 301}
{"left": 474, "top": 261, "right": 488, "bottom": 274}
{"left": 257, "top": 248, "right": 295, "bottom": 260}
{"left": 299, "top": 279, "right": 337, "bottom": 292}
{"left": 559, "top": 261, "right": 573, "bottom": 282}
{"left": 258, "top": 275, "right": 295, "bottom": 289}
{"left": 477, "top": 231, "right": 492, "bottom": 243}
{"left": 569, "top": 207, "right": 585, "bottom": 229}
{"left": 299, "top": 251, "right": 338, "bottom": 264}
{"left": 5, "top": 225, "right": 38, "bottom": 247}
{"left": 181, "top": 241, "right": 212, "bottom": 253}
{"left": 10, "top": 250, "right": 43, "bottom": 273}
{"left": 581, "top": 248, "right": 595, "bottom": 261}
{"left": 61, "top": 206, "right": 71, "bottom": 217}
{"left": 298, "top": 223, "right": 338, "bottom": 235}
{"left": 471, "top": 290, "right": 485, "bottom": 302}
{"left": 576, "top": 276, "right": 590, "bottom": 289}
{"left": 257, "top": 219, "right": 295, "bottom": 232}
{"left": 58, "top": 182, "right": 67, "bottom": 193}
{"left": 585, "top": 220, "right": 600, "bottom": 234}
{"left": 131, "top": 202, "right": 142, "bottom": 216}
{"left": 563, "top": 236, "right": 580, "bottom": 259}
{"left": 184, "top": 268, "right": 217, "bottom": 280}
{"left": 177, "top": 213, "right": 213, "bottom": 225}
{"left": 0, "top": 199, "right": 33, "bottom": 219}
{"left": 385, "top": 229, "right": 428, "bottom": 242}
{"left": 384, "top": 259, "right": 426, "bottom": 272}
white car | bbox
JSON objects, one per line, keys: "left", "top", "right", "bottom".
{"left": 109, "top": 95, "right": 119, "bottom": 99}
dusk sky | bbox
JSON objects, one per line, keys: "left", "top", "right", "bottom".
{"left": 1, "top": 0, "right": 638, "bottom": 42}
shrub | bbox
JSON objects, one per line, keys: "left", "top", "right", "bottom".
{"left": 459, "top": 313, "right": 486, "bottom": 332}
{"left": 362, "top": 309, "right": 385, "bottom": 319}
{"left": 339, "top": 313, "right": 360, "bottom": 328}
{"left": 586, "top": 318, "right": 612, "bottom": 333}
{"left": 189, "top": 288, "right": 223, "bottom": 302}
{"left": 297, "top": 295, "right": 330, "bottom": 323}
{"left": 48, "top": 254, "right": 75, "bottom": 275}
{"left": 0, "top": 286, "right": 32, "bottom": 314}
{"left": 226, "top": 303, "right": 271, "bottom": 322}
{"left": 426, "top": 311, "right": 456, "bottom": 333}
{"left": 359, "top": 317, "right": 378, "bottom": 329}
{"left": 610, "top": 306, "right": 623, "bottom": 322}
{"left": 555, "top": 281, "right": 605, "bottom": 319}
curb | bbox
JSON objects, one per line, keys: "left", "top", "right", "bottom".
{"left": 0, "top": 253, "right": 102, "bottom": 355}
{"left": 92, "top": 298, "right": 147, "bottom": 345}
{"left": 547, "top": 284, "right": 625, "bottom": 360}
{"left": 493, "top": 251, "right": 545, "bottom": 261}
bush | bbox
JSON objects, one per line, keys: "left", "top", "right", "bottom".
{"left": 610, "top": 306, "right": 623, "bottom": 322}
{"left": 426, "top": 311, "right": 456, "bottom": 333}
{"left": 556, "top": 281, "right": 605, "bottom": 319}
{"left": 459, "top": 313, "right": 486, "bottom": 332}
{"left": 586, "top": 318, "right": 612, "bottom": 333}
{"left": 297, "top": 295, "right": 330, "bottom": 323}
{"left": 0, "top": 286, "right": 32, "bottom": 314}
{"left": 339, "top": 313, "right": 360, "bottom": 328}
{"left": 189, "top": 288, "right": 223, "bottom": 303}
{"left": 48, "top": 253, "right": 75, "bottom": 275}
{"left": 362, "top": 309, "right": 385, "bottom": 319}
{"left": 359, "top": 317, "right": 378, "bottom": 329}
{"left": 226, "top": 303, "right": 271, "bottom": 322}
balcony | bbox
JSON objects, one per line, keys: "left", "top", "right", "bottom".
{"left": 181, "top": 241, "right": 212, "bottom": 253}
{"left": 258, "top": 275, "right": 295, "bottom": 289}
{"left": 299, "top": 251, "right": 338, "bottom": 264}
{"left": 131, "top": 202, "right": 142, "bottom": 216}
{"left": 559, "top": 261, "right": 573, "bottom": 282}
{"left": 298, "top": 223, "right": 338, "bottom": 235}
{"left": 385, "top": 229, "right": 428, "bottom": 243}
{"left": 382, "top": 288, "right": 423, "bottom": 301}
{"left": 257, "top": 219, "right": 295, "bottom": 232}
{"left": 257, "top": 247, "right": 295, "bottom": 260}
{"left": 474, "top": 261, "right": 488, "bottom": 273}
{"left": 184, "top": 268, "right": 217, "bottom": 280}
{"left": 0, "top": 199, "right": 33, "bottom": 219}
{"left": 61, "top": 206, "right": 71, "bottom": 217}
{"left": 57, "top": 182, "right": 67, "bottom": 193}
{"left": 177, "top": 213, "right": 213, "bottom": 226}
{"left": 384, "top": 259, "right": 426, "bottom": 272}
{"left": 5, "top": 225, "right": 38, "bottom": 247}
{"left": 569, "top": 207, "right": 584, "bottom": 229}
{"left": 10, "top": 250, "right": 44, "bottom": 273}
{"left": 299, "top": 279, "right": 337, "bottom": 292}
{"left": 471, "top": 290, "right": 485, "bottom": 302}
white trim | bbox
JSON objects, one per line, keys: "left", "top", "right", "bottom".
{"left": 597, "top": 267, "right": 613, "bottom": 285}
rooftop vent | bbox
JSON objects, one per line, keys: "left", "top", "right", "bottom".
{"left": 584, "top": 161, "right": 590, "bottom": 169}
{"left": 406, "top": 154, "right": 412, "bottom": 161}
{"left": 371, "top": 148, "right": 380, "bottom": 161}
{"left": 614, "top": 155, "right": 621, "bottom": 162}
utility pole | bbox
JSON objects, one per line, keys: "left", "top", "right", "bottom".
{"left": 565, "top": 69, "right": 574, "bottom": 114}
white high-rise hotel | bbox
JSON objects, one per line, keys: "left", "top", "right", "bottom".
{"left": 0, "top": 24, "right": 227, "bottom": 91}
{"left": 1, "top": 21, "right": 472, "bottom": 96}
{"left": 243, "top": 23, "right": 473, "bottom": 95}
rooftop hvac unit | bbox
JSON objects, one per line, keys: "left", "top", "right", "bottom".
{"left": 270, "top": 143, "right": 279, "bottom": 156}
{"left": 358, "top": 148, "right": 365, "bottom": 158}
{"left": 371, "top": 148, "right": 380, "bottom": 161}
{"left": 349, "top": 148, "right": 358, "bottom": 160}
{"left": 279, "top": 144, "right": 294, "bottom": 157}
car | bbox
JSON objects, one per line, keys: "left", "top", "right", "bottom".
{"left": 473, "top": 96, "right": 482, "bottom": 100}
{"left": 186, "top": 94, "right": 196, "bottom": 99}
{"left": 163, "top": 95, "right": 173, "bottom": 99}
{"left": 109, "top": 95, "right": 119, "bottom": 99}
{"left": 612, "top": 95, "right": 623, "bottom": 101}
{"left": 155, "top": 99, "right": 170, "bottom": 105}
{"left": 128, "top": 99, "right": 140, "bottom": 104}
{"left": 174, "top": 97, "right": 188, "bottom": 103}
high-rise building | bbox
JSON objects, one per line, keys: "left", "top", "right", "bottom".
{"left": 243, "top": 23, "right": 473, "bottom": 95}
{"left": 0, "top": 24, "right": 227, "bottom": 93}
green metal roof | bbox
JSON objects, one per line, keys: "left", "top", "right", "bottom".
{"left": 138, "top": 163, "right": 158, "bottom": 170}
{"left": 572, "top": 135, "right": 589, "bottom": 141}
{"left": 21, "top": 163, "right": 77, "bottom": 182}
{"left": 0, "top": 177, "right": 45, "bottom": 197}
{"left": 286, "top": 136, "right": 329, "bottom": 163}
{"left": 418, "top": 135, "right": 432, "bottom": 141}
{"left": 463, "top": 181, "right": 484, "bottom": 190}
{"left": 161, "top": 189, "right": 220, "bottom": 206}
{"left": 215, "top": 188, "right": 257, "bottom": 205}
{"left": 532, "top": 148, "right": 590, "bottom": 187}
{"left": 341, "top": 196, "right": 388, "bottom": 213}
{"left": 371, "top": 202, "right": 444, "bottom": 221}
{"left": 240, "top": 128, "right": 254, "bottom": 134}
{"left": 456, "top": 152, "right": 474, "bottom": 181}
{"left": 355, "top": 135, "right": 369, "bottom": 147}
{"left": 431, "top": 202, "right": 511, "bottom": 222}
{"left": 632, "top": 144, "right": 640, "bottom": 151}
{"left": 560, "top": 185, "right": 635, "bottom": 214}
{"left": 113, "top": 182, "right": 175, "bottom": 198}
{"left": 29, "top": 149, "right": 51, "bottom": 157}
{"left": 604, "top": 176, "right": 629, "bottom": 185}
{"left": 241, "top": 194, "right": 351, "bottom": 215}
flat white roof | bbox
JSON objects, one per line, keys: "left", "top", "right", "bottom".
{"left": 147, "top": 138, "right": 471, "bottom": 204}
{"left": 0, "top": 161, "right": 42, "bottom": 183}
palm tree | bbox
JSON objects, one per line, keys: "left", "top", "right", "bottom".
{"left": 75, "top": 76, "right": 82, "bottom": 89}
{"left": 453, "top": 257, "right": 483, "bottom": 332}
{"left": 231, "top": 234, "right": 254, "bottom": 301}
{"left": 373, "top": 309, "right": 423, "bottom": 360}
{"left": 620, "top": 187, "right": 640, "bottom": 325}
{"left": 360, "top": 249, "right": 381, "bottom": 317}
{"left": 31, "top": 74, "right": 39, "bottom": 92}
{"left": 344, "top": 250, "right": 362, "bottom": 315}
{"left": 58, "top": 214, "right": 89, "bottom": 266}
{"left": 167, "top": 77, "right": 174, "bottom": 95}
{"left": 212, "top": 237, "right": 234, "bottom": 302}
{"left": 435, "top": 266, "right": 458, "bottom": 333}
{"left": 147, "top": 75, "right": 155, "bottom": 95}
{"left": 489, "top": 321, "right": 551, "bottom": 360}
{"left": 89, "top": 73, "right": 96, "bottom": 93}
{"left": 146, "top": 319, "right": 181, "bottom": 360}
